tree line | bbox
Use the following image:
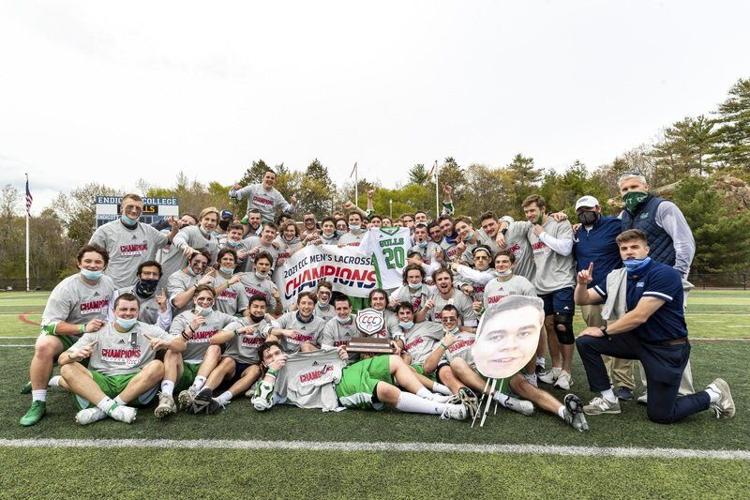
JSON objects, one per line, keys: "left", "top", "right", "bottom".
{"left": 1, "top": 78, "right": 748, "bottom": 287}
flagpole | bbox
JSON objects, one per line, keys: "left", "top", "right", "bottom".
{"left": 434, "top": 161, "right": 440, "bottom": 216}
{"left": 25, "top": 173, "right": 30, "bottom": 293}
{"left": 354, "top": 163, "right": 359, "bottom": 208}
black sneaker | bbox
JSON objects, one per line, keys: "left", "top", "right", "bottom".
{"left": 563, "top": 394, "right": 589, "bottom": 432}
{"left": 191, "top": 387, "right": 214, "bottom": 414}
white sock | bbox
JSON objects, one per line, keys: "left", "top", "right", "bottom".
{"left": 416, "top": 387, "right": 432, "bottom": 399}
{"left": 431, "top": 382, "right": 452, "bottom": 395}
{"left": 161, "top": 380, "right": 175, "bottom": 396}
{"left": 492, "top": 392, "right": 509, "bottom": 405}
{"left": 601, "top": 388, "right": 616, "bottom": 403}
{"left": 32, "top": 390, "right": 47, "bottom": 402}
{"left": 96, "top": 397, "right": 115, "bottom": 413}
{"left": 216, "top": 391, "right": 233, "bottom": 405}
{"left": 395, "top": 392, "right": 446, "bottom": 415}
{"left": 48, "top": 375, "right": 62, "bottom": 388}
{"left": 114, "top": 396, "right": 126, "bottom": 406}
{"left": 536, "top": 356, "right": 546, "bottom": 368}
{"left": 557, "top": 405, "right": 567, "bottom": 419}
{"left": 191, "top": 376, "right": 207, "bottom": 391}
{"left": 706, "top": 387, "right": 720, "bottom": 403}
{"left": 551, "top": 367, "right": 562, "bottom": 377}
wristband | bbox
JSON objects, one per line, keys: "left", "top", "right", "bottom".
{"left": 79, "top": 324, "right": 86, "bottom": 334}
{"left": 181, "top": 331, "right": 191, "bottom": 341}
{"left": 267, "top": 367, "right": 279, "bottom": 377}
{"left": 439, "top": 342, "right": 448, "bottom": 350}
{"left": 601, "top": 325, "right": 610, "bottom": 339}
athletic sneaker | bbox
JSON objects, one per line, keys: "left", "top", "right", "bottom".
{"left": 75, "top": 407, "right": 107, "bottom": 425}
{"left": 563, "top": 394, "right": 589, "bottom": 432}
{"left": 457, "top": 387, "right": 478, "bottom": 417}
{"left": 19, "top": 401, "right": 46, "bottom": 427}
{"left": 440, "top": 403, "right": 468, "bottom": 420}
{"left": 178, "top": 387, "right": 198, "bottom": 411}
{"left": 538, "top": 368, "right": 560, "bottom": 385}
{"left": 554, "top": 371, "right": 572, "bottom": 390}
{"left": 614, "top": 387, "right": 634, "bottom": 401}
{"left": 583, "top": 396, "right": 621, "bottom": 416}
{"left": 523, "top": 372, "right": 538, "bottom": 387}
{"left": 637, "top": 393, "right": 648, "bottom": 405}
{"left": 154, "top": 392, "right": 177, "bottom": 419}
{"left": 192, "top": 387, "right": 216, "bottom": 414}
{"left": 425, "top": 392, "right": 456, "bottom": 404}
{"left": 108, "top": 404, "right": 137, "bottom": 424}
{"left": 20, "top": 381, "right": 32, "bottom": 395}
{"left": 503, "top": 397, "right": 534, "bottom": 417}
{"left": 707, "top": 378, "right": 735, "bottom": 419}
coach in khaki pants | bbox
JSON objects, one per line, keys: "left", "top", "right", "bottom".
{"left": 581, "top": 304, "right": 634, "bottom": 397}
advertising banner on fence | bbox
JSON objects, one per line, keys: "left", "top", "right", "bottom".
{"left": 275, "top": 244, "right": 377, "bottom": 309}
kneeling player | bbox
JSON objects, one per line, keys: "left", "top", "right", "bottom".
{"left": 193, "top": 295, "right": 275, "bottom": 413}
{"left": 57, "top": 293, "right": 186, "bottom": 425}
{"left": 252, "top": 341, "right": 472, "bottom": 419}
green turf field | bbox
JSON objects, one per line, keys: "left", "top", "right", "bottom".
{"left": 0, "top": 290, "right": 748, "bottom": 498}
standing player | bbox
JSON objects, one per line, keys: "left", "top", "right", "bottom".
{"left": 337, "top": 212, "right": 367, "bottom": 247}
{"left": 242, "top": 223, "right": 280, "bottom": 273}
{"left": 167, "top": 250, "right": 215, "bottom": 316}
{"left": 171, "top": 207, "right": 222, "bottom": 267}
{"left": 20, "top": 244, "right": 116, "bottom": 426}
{"left": 238, "top": 252, "right": 281, "bottom": 316}
{"left": 313, "top": 281, "right": 336, "bottom": 322}
{"left": 229, "top": 169, "right": 297, "bottom": 224}
{"left": 89, "top": 193, "right": 178, "bottom": 288}
{"left": 391, "top": 264, "right": 434, "bottom": 317}
{"left": 58, "top": 293, "right": 187, "bottom": 425}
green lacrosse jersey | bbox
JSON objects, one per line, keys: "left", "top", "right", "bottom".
{"left": 359, "top": 227, "right": 411, "bottom": 290}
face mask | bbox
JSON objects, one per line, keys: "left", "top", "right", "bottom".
{"left": 408, "top": 283, "right": 422, "bottom": 291}
{"left": 255, "top": 271, "right": 269, "bottom": 280}
{"left": 623, "top": 191, "right": 649, "bottom": 212}
{"left": 115, "top": 317, "right": 138, "bottom": 330}
{"left": 349, "top": 224, "right": 361, "bottom": 232}
{"left": 194, "top": 306, "right": 212, "bottom": 317}
{"left": 497, "top": 269, "right": 512, "bottom": 276}
{"left": 121, "top": 214, "right": 139, "bottom": 226}
{"left": 577, "top": 211, "right": 599, "bottom": 226}
{"left": 249, "top": 314, "right": 264, "bottom": 323}
{"left": 399, "top": 321, "right": 414, "bottom": 330}
{"left": 336, "top": 315, "right": 351, "bottom": 324}
{"left": 446, "top": 326, "right": 459, "bottom": 335}
{"left": 219, "top": 267, "right": 234, "bottom": 275}
{"left": 186, "top": 267, "right": 198, "bottom": 277}
{"left": 418, "top": 241, "right": 427, "bottom": 249}
{"left": 623, "top": 257, "right": 652, "bottom": 274}
{"left": 219, "top": 220, "right": 230, "bottom": 231}
{"left": 466, "top": 231, "right": 474, "bottom": 241}
{"left": 226, "top": 240, "right": 242, "bottom": 247}
{"left": 80, "top": 269, "right": 103, "bottom": 281}
{"left": 135, "top": 278, "right": 159, "bottom": 297}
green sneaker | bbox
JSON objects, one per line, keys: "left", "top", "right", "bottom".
{"left": 20, "top": 381, "right": 32, "bottom": 394}
{"left": 20, "top": 401, "right": 46, "bottom": 426}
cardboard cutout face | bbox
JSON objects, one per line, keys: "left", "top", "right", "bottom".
{"left": 472, "top": 296, "right": 543, "bottom": 379}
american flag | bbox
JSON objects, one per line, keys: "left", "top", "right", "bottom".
{"left": 25, "top": 176, "right": 33, "bottom": 215}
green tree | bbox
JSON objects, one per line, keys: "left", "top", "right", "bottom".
{"left": 506, "top": 154, "right": 541, "bottom": 214}
{"left": 238, "top": 159, "right": 274, "bottom": 186}
{"left": 713, "top": 78, "right": 750, "bottom": 171}
{"left": 651, "top": 115, "right": 717, "bottom": 181}
{"left": 408, "top": 164, "right": 429, "bottom": 185}
{"left": 53, "top": 183, "right": 118, "bottom": 248}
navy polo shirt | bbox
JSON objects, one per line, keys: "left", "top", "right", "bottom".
{"left": 573, "top": 216, "right": 622, "bottom": 288}
{"left": 593, "top": 260, "right": 687, "bottom": 342}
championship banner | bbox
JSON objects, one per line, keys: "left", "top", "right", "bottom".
{"left": 275, "top": 244, "right": 377, "bottom": 309}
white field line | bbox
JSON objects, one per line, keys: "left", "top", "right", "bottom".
{"left": 0, "top": 438, "right": 748, "bottom": 461}
{"left": 0, "top": 344, "right": 34, "bottom": 348}
{"left": 0, "top": 336, "right": 37, "bottom": 339}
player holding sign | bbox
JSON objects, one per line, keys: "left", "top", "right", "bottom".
{"left": 358, "top": 226, "right": 412, "bottom": 290}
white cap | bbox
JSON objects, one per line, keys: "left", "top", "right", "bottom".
{"left": 575, "top": 195, "right": 599, "bottom": 210}
{"left": 500, "top": 215, "right": 514, "bottom": 224}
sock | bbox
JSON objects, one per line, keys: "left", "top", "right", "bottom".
{"left": 161, "top": 380, "right": 175, "bottom": 396}
{"left": 48, "top": 375, "right": 62, "bottom": 388}
{"left": 32, "top": 390, "right": 47, "bottom": 402}
{"left": 601, "top": 388, "right": 616, "bottom": 403}
{"left": 96, "top": 397, "right": 116, "bottom": 413}
{"left": 706, "top": 387, "right": 720, "bottom": 403}
{"left": 557, "top": 405, "right": 567, "bottom": 419}
{"left": 431, "top": 382, "right": 452, "bottom": 395}
{"left": 416, "top": 387, "right": 432, "bottom": 399}
{"left": 216, "top": 391, "right": 233, "bottom": 405}
{"left": 114, "top": 396, "right": 126, "bottom": 406}
{"left": 551, "top": 367, "right": 562, "bottom": 377}
{"left": 191, "top": 376, "right": 207, "bottom": 391}
{"left": 395, "top": 392, "right": 446, "bottom": 415}
{"left": 492, "top": 392, "right": 509, "bottom": 405}
{"left": 536, "top": 356, "right": 546, "bottom": 368}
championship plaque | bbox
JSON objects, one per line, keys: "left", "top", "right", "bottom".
{"left": 347, "top": 308, "right": 394, "bottom": 354}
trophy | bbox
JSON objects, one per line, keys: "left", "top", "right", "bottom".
{"left": 347, "top": 308, "right": 395, "bottom": 354}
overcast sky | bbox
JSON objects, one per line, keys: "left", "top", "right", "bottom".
{"left": 1, "top": 1, "right": 748, "bottom": 214}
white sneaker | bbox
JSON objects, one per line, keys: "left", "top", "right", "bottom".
{"left": 538, "top": 368, "right": 560, "bottom": 385}
{"left": 523, "top": 373, "right": 538, "bottom": 387}
{"left": 178, "top": 387, "right": 198, "bottom": 411}
{"left": 637, "top": 393, "right": 648, "bottom": 405}
{"left": 426, "top": 392, "right": 456, "bottom": 404}
{"left": 154, "top": 392, "right": 177, "bottom": 419}
{"left": 503, "top": 396, "right": 534, "bottom": 416}
{"left": 75, "top": 407, "right": 107, "bottom": 425}
{"left": 554, "top": 371, "right": 572, "bottom": 390}
{"left": 708, "top": 378, "right": 735, "bottom": 419}
{"left": 583, "top": 396, "right": 621, "bottom": 416}
{"left": 108, "top": 404, "right": 137, "bottom": 424}
{"left": 440, "top": 403, "right": 468, "bottom": 420}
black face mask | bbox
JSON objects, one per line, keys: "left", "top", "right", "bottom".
{"left": 249, "top": 314, "right": 265, "bottom": 323}
{"left": 135, "top": 278, "right": 159, "bottom": 298}
{"left": 577, "top": 210, "right": 599, "bottom": 226}
{"left": 219, "top": 219, "right": 230, "bottom": 231}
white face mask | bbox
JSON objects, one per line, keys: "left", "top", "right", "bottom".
{"left": 335, "top": 315, "right": 351, "bottom": 324}
{"left": 194, "top": 306, "right": 212, "bottom": 317}
{"left": 349, "top": 224, "right": 361, "bottom": 232}
{"left": 408, "top": 283, "right": 422, "bottom": 291}
{"left": 497, "top": 269, "right": 512, "bottom": 276}
{"left": 255, "top": 271, "right": 269, "bottom": 280}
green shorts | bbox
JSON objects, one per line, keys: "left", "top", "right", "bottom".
{"left": 74, "top": 370, "right": 157, "bottom": 409}
{"left": 40, "top": 330, "right": 78, "bottom": 351}
{"left": 411, "top": 363, "right": 436, "bottom": 381}
{"left": 175, "top": 362, "right": 201, "bottom": 392}
{"left": 335, "top": 355, "right": 392, "bottom": 410}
